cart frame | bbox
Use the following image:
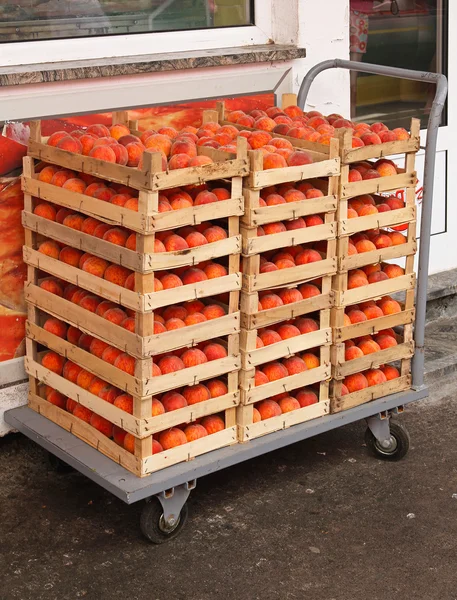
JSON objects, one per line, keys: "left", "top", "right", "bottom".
{"left": 5, "top": 59, "right": 448, "bottom": 542}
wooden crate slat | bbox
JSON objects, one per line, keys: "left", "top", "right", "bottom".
{"left": 247, "top": 158, "right": 340, "bottom": 189}
{"left": 331, "top": 375, "right": 411, "bottom": 413}
{"left": 238, "top": 400, "right": 329, "bottom": 441}
{"left": 150, "top": 197, "right": 244, "bottom": 232}
{"left": 340, "top": 171, "right": 416, "bottom": 200}
{"left": 334, "top": 341, "right": 414, "bottom": 379}
{"left": 243, "top": 222, "right": 336, "bottom": 255}
{"left": 334, "top": 308, "right": 415, "bottom": 342}
{"left": 339, "top": 206, "right": 416, "bottom": 237}
{"left": 241, "top": 195, "right": 338, "bottom": 228}
{"left": 342, "top": 138, "right": 420, "bottom": 163}
{"left": 336, "top": 273, "right": 415, "bottom": 306}
{"left": 340, "top": 240, "right": 417, "bottom": 271}
{"left": 242, "top": 328, "right": 331, "bottom": 369}
{"left": 241, "top": 364, "right": 330, "bottom": 405}
{"left": 243, "top": 258, "right": 337, "bottom": 293}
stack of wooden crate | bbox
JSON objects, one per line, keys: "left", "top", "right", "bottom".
{"left": 236, "top": 141, "right": 340, "bottom": 440}
{"left": 330, "top": 120, "right": 421, "bottom": 412}
{"left": 22, "top": 116, "right": 248, "bottom": 477}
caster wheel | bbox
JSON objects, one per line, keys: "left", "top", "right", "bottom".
{"left": 48, "top": 452, "right": 74, "bottom": 473}
{"left": 365, "top": 421, "right": 410, "bottom": 461}
{"left": 140, "top": 499, "right": 188, "bottom": 544}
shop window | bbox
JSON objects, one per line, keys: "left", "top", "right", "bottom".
{"left": 350, "top": 0, "right": 447, "bottom": 129}
{"left": 0, "top": 0, "right": 254, "bottom": 42}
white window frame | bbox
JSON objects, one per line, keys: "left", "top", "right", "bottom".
{"left": 0, "top": 0, "right": 286, "bottom": 68}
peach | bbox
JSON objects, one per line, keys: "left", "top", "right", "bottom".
{"left": 76, "top": 369, "right": 95, "bottom": 390}
{"left": 95, "top": 300, "right": 117, "bottom": 316}
{"left": 82, "top": 256, "right": 108, "bottom": 278}
{"left": 381, "top": 299, "right": 402, "bottom": 315}
{"left": 201, "top": 415, "right": 225, "bottom": 434}
{"left": 112, "top": 393, "right": 133, "bottom": 414}
{"left": 89, "top": 413, "right": 113, "bottom": 437}
{"left": 204, "top": 379, "right": 227, "bottom": 398}
{"left": 73, "top": 405, "right": 93, "bottom": 423}
{"left": 201, "top": 304, "right": 225, "bottom": 321}
{"left": 88, "top": 378, "right": 108, "bottom": 397}
{"left": 162, "top": 305, "right": 187, "bottom": 321}
{"left": 58, "top": 246, "right": 83, "bottom": 267}
{"left": 254, "top": 116, "right": 277, "bottom": 131}
{"left": 203, "top": 263, "right": 227, "bottom": 279}
{"left": 101, "top": 346, "right": 123, "bottom": 365}
{"left": 276, "top": 324, "right": 301, "bottom": 340}
{"left": 40, "top": 351, "right": 64, "bottom": 375}
{"left": 278, "top": 289, "right": 303, "bottom": 305}
{"left": 345, "top": 346, "right": 364, "bottom": 361}
{"left": 258, "top": 293, "right": 283, "bottom": 310}
{"left": 263, "top": 222, "right": 287, "bottom": 236}
{"left": 362, "top": 169, "right": 382, "bottom": 181}
{"left": 293, "top": 318, "right": 318, "bottom": 335}
{"left": 259, "top": 329, "right": 282, "bottom": 346}
{"left": 295, "top": 249, "right": 323, "bottom": 265}
{"left": 278, "top": 396, "right": 300, "bottom": 413}
{"left": 203, "top": 343, "right": 227, "bottom": 361}
{"left": 255, "top": 369, "right": 269, "bottom": 386}
{"left": 66, "top": 398, "right": 78, "bottom": 413}
{"left": 385, "top": 196, "right": 405, "bottom": 211}
{"left": 360, "top": 132, "right": 382, "bottom": 146}
{"left": 38, "top": 240, "right": 60, "bottom": 259}
{"left": 62, "top": 214, "right": 85, "bottom": 231}
{"left": 363, "top": 305, "right": 384, "bottom": 320}
{"left": 302, "top": 353, "right": 320, "bottom": 369}
{"left": 33, "top": 202, "right": 57, "bottom": 221}
{"left": 88, "top": 145, "right": 117, "bottom": 162}
{"left": 103, "top": 228, "right": 129, "bottom": 247}
{"left": 79, "top": 295, "right": 101, "bottom": 313}
{"left": 262, "top": 362, "right": 288, "bottom": 381}
{"left": 160, "top": 273, "right": 183, "bottom": 289}
{"left": 104, "top": 264, "right": 131, "bottom": 286}
{"left": 162, "top": 392, "right": 188, "bottom": 412}
{"left": 365, "top": 369, "right": 387, "bottom": 387}
{"left": 348, "top": 272, "right": 369, "bottom": 289}
{"left": 358, "top": 339, "right": 381, "bottom": 355}
{"left": 286, "top": 151, "right": 313, "bottom": 167}
{"left": 80, "top": 217, "right": 102, "bottom": 235}
{"left": 347, "top": 309, "right": 368, "bottom": 324}
{"left": 367, "top": 271, "right": 389, "bottom": 284}
{"left": 296, "top": 389, "right": 319, "bottom": 407}
{"left": 56, "top": 136, "right": 82, "bottom": 153}
{"left": 375, "top": 334, "right": 397, "bottom": 349}
{"left": 47, "top": 131, "right": 70, "bottom": 147}
{"left": 63, "top": 360, "right": 82, "bottom": 383}
{"left": 344, "top": 372, "right": 369, "bottom": 393}
{"left": 39, "top": 278, "right": 64, "bottom": 296}
{"left": 93, "top": 187, "right": 116, "bottom": 202}
{"left": 86, "top": 124, "right": 110, "bottom": 137}
{"left": 266, "top": 193, "right": 286, "bottom": 206}
{"left": 62, "top": 178, "right": 86, "bottom": 194}
{"left": 104, "top": 307, "right": 128, "bottom": 325}
{"left": 356, "top": 205, "right": 378, "bottom": 217}
{"left": 355, "top": 239, "right": 377, "bottom": 254}
{"left": 158, "top": 355, "right": 185, "bottom": 373}
{"left": 283, "top": 356, "right": 307, "bottom": 375}
{"left": 393, "top": 128, "right": 410, "bottom": 140}
{"left": 77, "top": 334, "right": 95, "bottom": 352}
{"left": 388, "top": 231, "right": 406, "bottom": 246}
{"left": 376, "top": 163, "right": 398, "bottom": 177}
{"left": 180, "top": 383, "right": 210, "bottom": 406}
{"left": 163, "top": 234, "right": 188, "bottom": 252}
{"left": 298, "top": 283, "right": 320, "bottom": 299}
{"left": 88, "top": 338, "right": 110, "bottom": 359}
{"left": 149, "top": 398, "right": 165, "bottom": 418}
{"left": 304, "top": 215, "right": 324, "bottom": 227}
{"left": 43, "top": 317, "right": 67, "bottom": 339}
{"left": 263, "top": 153, "right": 287, "bottom": 170}
{"left": 113, "top": 425, "right": 127, "bottom": 446}
{"left": 164, "top": 318, "right": 185, "bottom": 331}
{"left": 183, "top": 424, "right": 208, "bottom": 442}
{"left": 348, "top": 169, "right": 363, "bottom": 182}
{"left": 50, "top": 169, "right": 74, "bottom": 187}
{"left": 383, "top": 264, "right": 405, "bottom": 278}
{"left": 192, "top": 190, "right": 218, "bottom": 206}
{"left": 256, "top": 399, "right": 282, "bottom": 420}
{"left": 275, "top": 258, "right": 295, "bottom": 270}
{"left": 380, "top": 364, "right": 400, "bottom": 380}
{"left": 284, "top": 218, "right": 306, "bottom": 232}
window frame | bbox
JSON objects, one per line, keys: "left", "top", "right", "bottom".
{"left": 0, "top": 0, "right": 275, "bottom": 67}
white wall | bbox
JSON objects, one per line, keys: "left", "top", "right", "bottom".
{"left": 292, "top": 0, "right": 350, "bottom": 116}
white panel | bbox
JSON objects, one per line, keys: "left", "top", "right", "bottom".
{"left": 0, "top": 382, "right": 28, "bottom": 437}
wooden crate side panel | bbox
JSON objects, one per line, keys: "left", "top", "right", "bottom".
{"left": 342, "top": 138, "right": 420, "bottom": 163}
{"left": 333, "top": 341, "right": 414, "bottom": 378}
{"left": 150, "top": 197, "right": 244, "bottom": 232}
{"left": 248, "top": 158, "right": 340, "bottom": 189}
{"left": 242, "top": 328, "right": 331, "bottom": 369}
{"left": 339, "top": 206, "right": 415, "bottom": 237}
{"left": 29, "top": 393, "right": 140, "bottom": 474}
{"left": 241, "top": 292, "right": 332, "bottom": 329}
{"left": 242, "top": 195, "right": 338, "bottom": 228}
{"left": 141, "top": 427, "right": 237, "bottom": 474}
{"left": 241, "top": 364, "right": 331, "bottom": 405}
{"left": 340, "top": 240, "right": 416, "bottom": 271}
{"left": 243, "top": 258, "right": 337, "bottom": 293}
{"left": 336, "top": 273, "right": 415, "bottom": 306}
{"left": 333, "top": 308, "right": 415, "bottom": 342}
{"left": 238, "top": 400, "right": 329, "bottom": 441}
{"left": 26, "top": 283, "right": 143, "bottom": 357}
{"left": 243, "top": 222, "right": 336, "bottom": 255}
{"left": 341, "top": 172, "right": 416, "bottom": 200}
{"left": 331, "top": 375, "right": 411, "bottom": 413}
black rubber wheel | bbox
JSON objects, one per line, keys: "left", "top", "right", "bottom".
{"left": 365, "top": 421, "right": 410, "bottom": 462}
{"left": 140, "top": 499, "right": 188, "bottom": 544}
{"left": 48, "top": 452, "right": 74, "bottom": 473}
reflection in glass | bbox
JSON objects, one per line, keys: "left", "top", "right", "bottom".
{"left": 350, "top": 0, "right": 447, "bottom": 129}
{"left": 0, "top": 1, "right": 254, "bottom": 43}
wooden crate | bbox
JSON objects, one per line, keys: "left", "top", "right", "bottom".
{"left": 23, "top": 121, "right": 247, "bottom": 235}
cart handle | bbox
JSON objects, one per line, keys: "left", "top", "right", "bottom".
{"left": 298, "top": 59, "right": 448, "bottom": 390}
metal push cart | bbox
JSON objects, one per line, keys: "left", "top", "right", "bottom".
{"left": 5, "top": 60, "right": 447, "bottom": 543}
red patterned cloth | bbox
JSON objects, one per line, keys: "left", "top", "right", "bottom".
{"left": 350, "top": 9, "right": 369, "bottom": 53}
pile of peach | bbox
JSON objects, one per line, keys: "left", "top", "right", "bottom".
{"left": 347, "top": 263, "right": 405, "bottom": 289}
{"left": 255, "top": 316, "right": 319, "bottom": 348}
{"left": 40, "top": 354, "right": 229, "bottom": 454}
{"left": 38, "top": 279, "right": 228, "bottom": 333}
{"left": 226, "top": 105, "right": 410, "bottom": 148}
{"left": 344, "top": 329, "right": 400, "bottom": 362}
{"left": 37, "top": 239, "right": 229, "bottom": 291}
{"left": 342, "top": 364, "right": 400, "bottom": 395}
{"left": 257, "top": 281, "right": 321, "bottom": 311}
{"left": 257, "top": 244, "right": 325, "bottom": 274}
{"left": 347, "top": 193, "right": 407, "bottom": 227}
{"left": 347, "top": 159, "right": 400, "bottom": 183}
{"left": 349, "top": 229, "right": 406, "bottom": 255}
{"left": 46, "top": 123, "right": 218, "bottom": 170}
{"left": 36, "top": 163, "right": 232, "bottom": 213}
{"left": 254, "top": 351, "right": 320, "bottom": 388}
{"left": 252, "top": 386, "right": 320, "bottom": 422}
{"left": 343, "top": 297, "right": 402, "bottom": 326}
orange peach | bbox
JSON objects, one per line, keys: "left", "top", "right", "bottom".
{"left": 76, "top": 368, "right": 95, "bottom": 390}
{"left": 103, "top": 228, "right": 129, "bottom": 246}
{"left": 39, "top": 278, "right": 64, "bottom": 296}
{"left": 393, "top": 128, "right": 410, "bottom": 140}
{"left": 360, "top": 132, "right": 382, "bottom": 146}
{"left": 58, "top": 246, "right": 83, "bottom": 267}
{"left": 259, "top": 293, "right": 283, "bottom": 310}
{"left": 367, "top": 271, "right": 388, "bottom": 284}
{"left": 88, "top": 145, "right": 116, "bottom": 162}
{"left": 82, "top": 256, "right": 108, "bottom": 277}
{"left": 183, "top": 424, "right": 208, "bottom": 442}
{"left": 259, "top": 329, "right": 282, "bottom": 346}
{"left": 348, "top": 272, "right": 369, "bottom": 289}
{"left": 203, "top": 379, "right": 227, "bottom": 398}
{"left": 302, "top": 353, "right": 320, "bottom": 369}
{"left": 62, "top": 360, "right": 82, "bottom": 383}
{"left": 66, "top": 398, "right": 78, "bottom": 413}
{"left": 297, "top": 283, "right": 320, "bottom": 299}
{"left": 88, "top": 377, "right": 108, "bottom": 397}
{"left": 296, "top": 389, "right": 318, "bottom": 407}
{"left": 43, "top": 317, "right": 67, "bottom": 339}
{"left": 158, "top": 355, "right": 185, "bottom": 373}
{"left": 104, "top": 264, "right": 131, "bottom": 286}
{"left": 56, "top": 136, "right": 82, "bottom": 153}
{"left": 159, "top": 273, "right": 182, "bottom": 289}
{"left": 355, "top": 239, "right": 376, "bottom": 254}
{"left": 262, "top": 362, "right": 288, "bottom": 381}
{"left": 256, "top": 399, "right": 282, "bottom": 420}
{"left": 62, "top": 214, "right": 85, "bottom": 231}
{"left": 95, "top": 300, "right": 117, "bottom": 316}
{"left": 376, "top": 162, "right": 398, "bottom": 177}
{"left": 88, "top": 338, "right": 109, "bottom": 359}
{"left": 358, "top": 339, "right": 381, "bottom": 355}
{"left": 162, "top": 392, "right": 188, "bottom": 412}
{"left": 38, "top": 240, "right": 61, "bottom": 259}
{"left": 276, "top": 288, "right": 303, "bottom": 305}
{"left": 347, "top": 309, "right": 367, "bottom": 324}
{"left": 78, "top": 295, "right": 100, "bottom": 313}
{"left": 344, "top": 372, "right": 369, "bottom": 392}
{"left": 365, "top": 369, "right": 387, "bottom": 387}
{"left": 103, "top": 307, "right": 128, "bottom": 325}
{"left": 278, "top": 396, "right": 300, "bottom": 413}
{"left": 380, "top": 299, "right": 402, "bottom": 315}
{"left": 276, "top": 323, "right": 301, "bottom": 340}
{"left": 41, "top": 351, "right": 65, "bottom": 375}
{"left": 304, "top": 215, "right": 324, "bottom": 227}
{"left": 283, "top": 356, "right": 307, "bottom": 375}
{"left": 203, "top": 343, "right": 227, "bottom": 361}
{"left": 33, "top": 202, "right": 57, "bottom": 221}
{"left": 383, "top": 264, "right": 405, "bottom": 278}
{"left": 345, "top": 346, "right": 364, "bottom": 361}
{"left": 380, "top": 364, "right": 400, "bottom": 380}
{"left": 388, "top": 231, "right": 406, "bottom": 246}
{"left": 203, "top": 263, "right": 227, "bottom": 279}
{"left": 157, "top": 428, "right": 187, "bottom": 450}
{"left": 66, "top": 325, "right": 81, "bottom": 344}
{"left": 293, "top": 318, "right": 318, "bottom": 335}
{"left": 112, "top": 393, "right": 133, "bottom": 415}
{"left": 73, "top": 404, "right": 93, "bottom": 423}
{"left": 363, "top": 305, "right": 384, "bottom": 320}
{"left": 80, "top": 217, "right": 102, "bottom": 235}
{"left": 254, "top": 369, "right": 269, "bottom": 386}
{"left": 375, "top": 334, "right": 397, "bottom": 349}
{"left": 100, "top": 346, "right": 123, "bottom": 365}
{"left": 201, "top": 304, "right": 225, "bottom": 320}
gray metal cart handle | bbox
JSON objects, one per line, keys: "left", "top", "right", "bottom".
{"left": 298, "top": 59, "right": 448, "bottom": 390}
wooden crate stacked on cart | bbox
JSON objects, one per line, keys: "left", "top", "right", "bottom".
{"left": 235, "top": 139, "right": 340, "bottom": 441}
{"left": 22, "top": 115, "right": 249, "bottom": 477}
{"left": 330, "top": 119, "right": 421, "bottom": 413}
